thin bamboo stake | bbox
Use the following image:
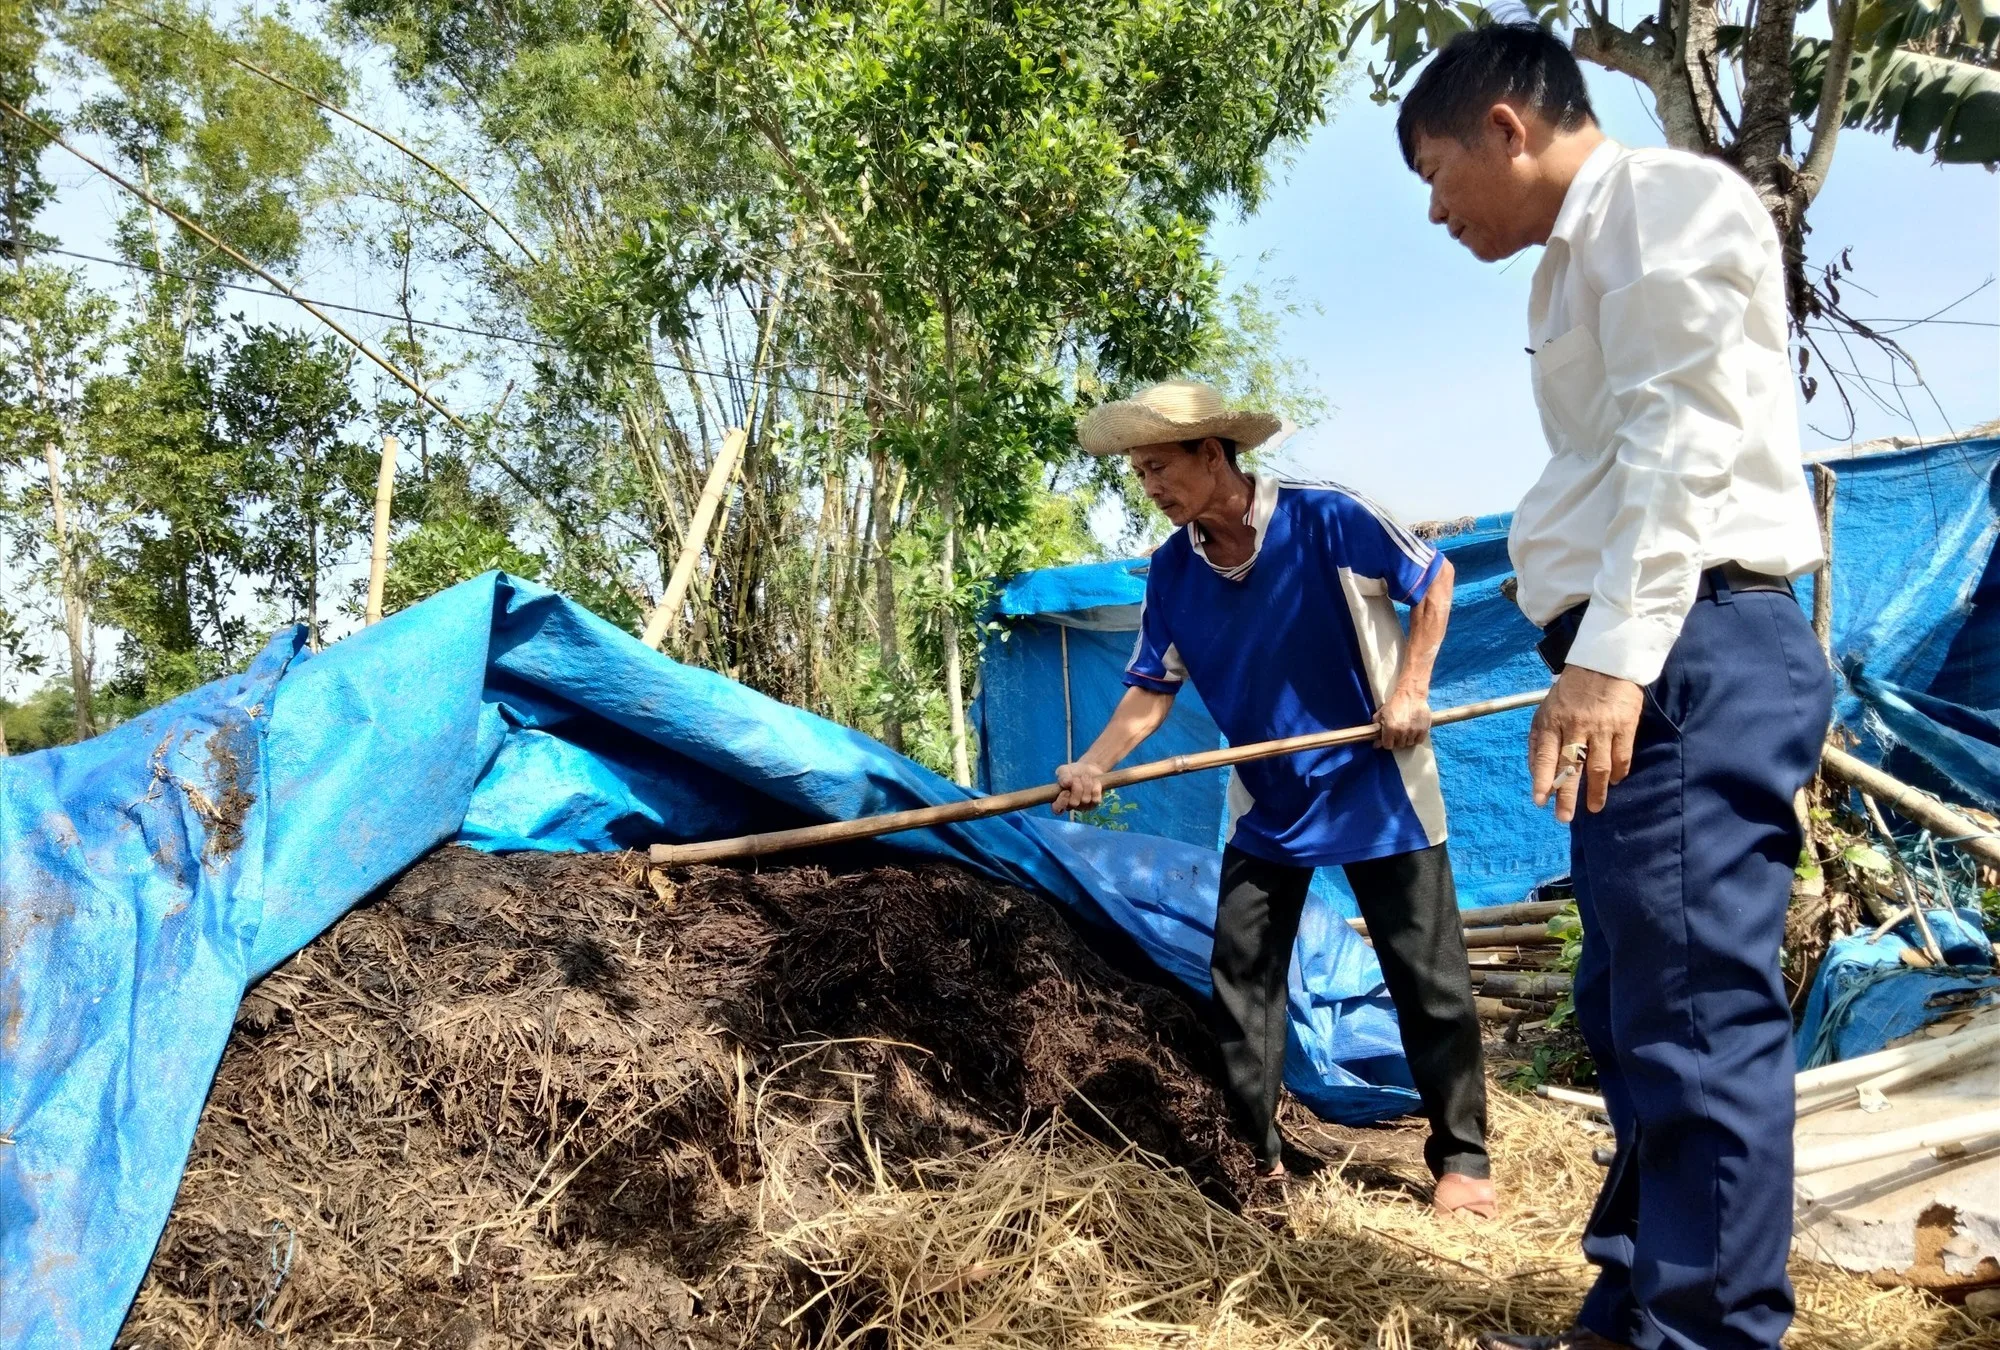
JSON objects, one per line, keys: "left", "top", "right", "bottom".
{"left": 1821, "top": 743, "right": 2000, "bottom": 870}
{"left": 1060, "top": 625, "right": 1076, "bottom": 823}
{"left": 1861, "top": 792, "right": 1948, "bottom": 966}
{"left": 365, "top": 434, "right": 398, "bottom": 625}
{"left": 642, "top": 428, "right": 747, "bottom": 651}
{"left": 648, "top": 688, "right": 1548, "bottom": 866}
{"left": 1060, "top": 625, "right": 1074, "bottom": 765}
{"left": 1808, "top": 462, "right": 1832, "bottom": 656}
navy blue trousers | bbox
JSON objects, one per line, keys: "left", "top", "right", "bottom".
{"left": 1569, "top": 589, "right": 1832, "bottom": 1350}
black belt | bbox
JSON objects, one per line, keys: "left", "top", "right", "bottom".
{"left": 1536, "top": 564, "right": 1794, "bottom": 675}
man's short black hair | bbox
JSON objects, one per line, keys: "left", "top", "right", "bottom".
{"left": 1181, "top": 436, "right": 1239, "bottom": 466}
{"left": 1395, "top": 23, "right": 1596, "bottom": 171}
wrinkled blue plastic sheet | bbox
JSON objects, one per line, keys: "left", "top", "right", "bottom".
{"left": 1795, "top": 908, "right": 1998, "bottom": 1067}
{"left": 978, "top": 436, "right": 2000, "bottom": 908}
{"left": 978, "top": 513, "right": 1570, "bottom": 913}
{"left": 0, "top": 573, "right": 1408, "bottom": 1350}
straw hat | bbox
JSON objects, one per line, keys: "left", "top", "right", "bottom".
{"left": 1076, "top": 380, "right": 1283, "bottom": 457}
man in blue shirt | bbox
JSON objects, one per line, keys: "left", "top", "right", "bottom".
{"left": 1053, "top": 380, "right": 1494, "bottom": 1216}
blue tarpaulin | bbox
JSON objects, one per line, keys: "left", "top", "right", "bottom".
{"left": 0, "top": 573, "right": 1408, "bottom": 1350}
{"left": 976, "top": 436, "right": 2000, "bottom": 912}
{"left": 1795, "top": 908, "right": 1998, "bottom": 1068}
{"left": 7, "top": 435, "right": 2000, "bottom": 1348}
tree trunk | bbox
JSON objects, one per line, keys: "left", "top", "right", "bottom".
{"left": 870, "top": 444, "right": 902, "bottom": 752}
{"left": 939, "top": 283, "right": 971, "bottom": 788}
{"left": 940, "top": 475, "right": 971, "bottom": 787}
{"left": 306, "top": 495, "right": 319, "bottom": 649}
{"left": 44, "top": 434, "right": 92, "bottom": 740}
{"left": 1670, "top": 0, "right": 1725, "bottom": 153}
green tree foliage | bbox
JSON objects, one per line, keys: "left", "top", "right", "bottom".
{"left": 0, "top": 0, "right": 1348, "bottom": 774}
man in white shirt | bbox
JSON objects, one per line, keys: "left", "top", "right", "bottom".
{"left": 1397, "top": 25, "right": 1834, "bottom": 1350}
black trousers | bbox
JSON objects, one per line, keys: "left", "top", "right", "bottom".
{"left": 1210, "top": 841, "right": 1489, "bottom": 1177}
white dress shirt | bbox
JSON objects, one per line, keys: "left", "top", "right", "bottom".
{"left": 1511, "top": 140, "right": 1825, "bottom": 686}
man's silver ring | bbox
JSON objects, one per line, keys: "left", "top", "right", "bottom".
{"left": 1562, "top": 741, "right": 1589, "bottom": 764}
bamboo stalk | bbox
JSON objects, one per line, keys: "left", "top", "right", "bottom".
{"left": 648, "top": 688, "right": 1549, "bottom": 866}
{"left": 1469, "top": 971, "right": 1573, "bottom": 998}
{"left": 642, "top": 428, "right": 747, "bottom": 651}
{"left": 1349, "top": 897, "right": 1565, "bottom": 936}
{"left": 365, "top": 434, "right": 398, "bottom": 625}
{"left": 1463, "top": 925, "right": 1563, "bottom": 949}
{"left": 1821, "top": 744, "right": 2000, "bottom": 870}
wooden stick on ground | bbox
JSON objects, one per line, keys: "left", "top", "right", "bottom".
{"left": 1348, "top": 897, "right": 1565, "bottom": 936}
{"left": 649, "top": 688, "right": 1549, "bottom": 867}
{"left": 641, "top": 427, "right": 747, "bottom": 651}
{"left": 365, "top": 433, "right": 398, "bottom": 625}
{"left": 1820, "top": 743, "right": 2000, "bottom": 871}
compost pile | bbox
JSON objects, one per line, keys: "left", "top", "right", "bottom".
{"left": 120, "top": 847, "right": 1246, "bottom": 1348}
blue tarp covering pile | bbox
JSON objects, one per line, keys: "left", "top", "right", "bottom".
{"left": 977, "top": 436, "right": 2000, "bottom": 911}
{"left": 6, "top": 436, "right": 1999, "bottom": 1347}
{"left": 0, "top": 574, "right": 1409, "bottom": 1349}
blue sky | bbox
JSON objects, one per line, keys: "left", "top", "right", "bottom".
{"left": 1210, "top": 66, "right": 2000, "bottom": 523}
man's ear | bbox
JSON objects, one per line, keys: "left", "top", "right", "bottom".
{"left": 1200, "top": 437, "right": 1228, "bottom": 469}
{"left": 1487, "top": 102, "right": 1532, "bottom": 158}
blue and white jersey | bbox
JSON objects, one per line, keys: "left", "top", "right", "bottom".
{"left": 1123, "top": 475, "right": 1448, "bottom": 868}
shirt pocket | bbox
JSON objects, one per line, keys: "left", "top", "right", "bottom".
{"left": 1531, "top": 325, "right": 1616, "bottom": 452}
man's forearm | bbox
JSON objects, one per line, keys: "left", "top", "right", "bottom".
{"left": 1396, "top": 560, "right": 1453, "bottom": 697}
{"left": 1078, "top": 687, "right": 1174, "bottom": 769}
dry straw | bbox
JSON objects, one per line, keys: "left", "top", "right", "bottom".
{"left": 768, "top": 1090, "right": 1991, "bottom": 1350}
{"left": 121, "top": 849, "right": 1993, "bottom": 1349}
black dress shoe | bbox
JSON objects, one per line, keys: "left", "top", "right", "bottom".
{"left": 1474, "top": 1330, "right": 1635, "bottom": 1350}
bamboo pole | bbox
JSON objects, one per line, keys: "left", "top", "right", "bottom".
{"left": 1463, "top": 924, "right": 1564, "bottom": 949}
{"left": 649, "top": 687, "right": 1548, "bottom": 867}
{"left": 1471, "top": 971, "right": 1572, "bottom": 998}
{"left": 365, "top": 434, "right": 398, "bottom": 625}
{"left": 1060, "top": 625, "right": 1074, "bottom": 764}
{"left": 1810, "top": 463, "right": 1837, "bottom": 655}
{"left": 642, "top": 428, "right": 747, "bottom": 651}
{"left": 1349, "top": 898, "right": 1566, "bottom": 936}
{"left": 1820, "top": 744, "right": 2000, "bottom": 871}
